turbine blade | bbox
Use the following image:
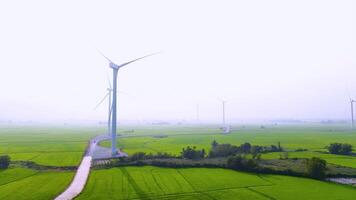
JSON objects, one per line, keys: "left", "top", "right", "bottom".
{"left": 97, "top": 49, "right": 113, "bottom": 63}
{"left": 107, "top": 72, "right": 112, "bottom": 90}
{"left": 346, "top": 86, "right": 354, "bottom": 102}
{"left": 94, "top": 92, "right": 110, "bottom": 110}
{"left": 119, "top": 52, "right": 159, "bottom": 68}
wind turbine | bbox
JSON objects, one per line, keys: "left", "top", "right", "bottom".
{"left": 220, "top": 99, "right": 226, "bottom": 126}
{"left": 94, "top": 81, "right": 112, "bottom": 137}
{"left": 350, "top": 97, "right": 355, "bottom": 129}
{"left": 219, "top": 99, "right": 230, "bottom": 133}
{"left": 99, "top": 51, "right": 157, "bottom": 156}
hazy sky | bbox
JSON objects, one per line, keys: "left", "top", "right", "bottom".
{"left": 0, "top": 0, "right": 355, "bottom": 123}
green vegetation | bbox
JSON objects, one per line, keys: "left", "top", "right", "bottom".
{"left": 262, "top": 151, "right": 356, "bottom": 168}
{"left": 306, "top": 157, "right": 327, "bottom": 180}
{"left": 0, "top": 126, "right": 97, "bottom": 199}
{"left": 327, "top": 143, "right": 353, "bottom": 155}
{"left": 0, "top": 126, "right": 100, "bottom": 166}
{"left": 78, "top": 166, "right": 356, "bottom": 200}
{"left": 209, "top": 140, "right": 282, "bottom": 158}
{"left": 181, "top": 146, "right": 205, "bottom": 159}
{"left": 0, "top": 167, "right": 73, "bottom": 200}
{"left": 227, "top": 155, "right": 258, "bottom": 171}
{"left": 101, "top": 125, "right": 356, "bottom": 168}
{"left": 2, "top": 125, "right": 356, "bottom": 199}
{"left": 0, "top": 155, "right": 10, "bottom": 169}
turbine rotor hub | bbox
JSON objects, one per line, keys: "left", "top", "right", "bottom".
{"left": 110, "top": 62, "right": 119, "bottom": 69}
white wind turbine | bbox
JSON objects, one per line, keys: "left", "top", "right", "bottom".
{"left": 350, "top": 97, "right": 355, "bottom": 129}
{"left": 99, "top": 51, "right": 157, "bottom": 155}
{"left": 94, "top": 77, "right": 113, "bottom": 136}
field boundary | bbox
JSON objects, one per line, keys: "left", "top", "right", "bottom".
{"left": 0, "top": 171, "right": 40, "bottom": 187}
{"left": 246, "top": 187, "right": 276, "bottom": 200}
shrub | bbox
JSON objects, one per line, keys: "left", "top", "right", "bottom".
{"left": 181, "top": 146, "right": 205, "bottom": 159}
{"left": 209, "top": 141, "right": 283, "bottom": 158}
{"left": 240, "top": 143, "right": 251, "bottom": 153}
{"left": 129, "top": 152, "right": 176, "bottom": 161}
{"left": 306, "top": 157, "right": 327, "bottom": 180}
{"left": 209, "top": 143, "right": 238, "bottom": 157}
{"left": 227, "top": 155, "right": 257, "bottom": 171}
{"left": 130, "top": 152, "right": 147, "bottom": 161}
{"left": 295, "top": 148, "right": 308, "bottom": 152}
{"left": 327, "top": 143, "right": 353, "bottom": 155}
{"left": 0, "top": 155, "right": 10, "bottom": 169}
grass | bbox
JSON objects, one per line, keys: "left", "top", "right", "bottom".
{"left": 77, "top": 166, "right": 356, "bottom": 200}
{"left": 99, "top": 125, "right": 356, "bottom": 168}
{"left": 0, "top": 126, "right": 96, "bottom": 200}
{"left": 0, "top": 168, "right": 37, "bottom": 185}
{"left": 253, "top": 175, "right": 356, "bottom": 200}
{"left": 1, "top": 124, "right": 356, "bottom": 199}
{"left": 0, "top": 167, "right": 74, "bottom": 200}
{"left": 0, "top": 126, "right": 101, "bottom": 166}
{"left": 262, "top": 151, "right": 356, "bottom": 168}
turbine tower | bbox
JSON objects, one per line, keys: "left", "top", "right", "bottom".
{"left": 99, "top": 51, "right": 157, "bottom": 155}
{"left": 350, "top": 98, "right": 355, "bottom": 129}
{"left": 107, "top": 85, "right": 112, "bottom": 136}
{"left": 221, "top": 100, "right": 226, "bottom": 125}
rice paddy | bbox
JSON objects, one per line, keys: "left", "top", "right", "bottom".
{"left": 0, "top": 168, "right": 74, "bottom": 200}
{"left": 77, "top": 166, "right": 356, "bottom": 200}
{"left": 0, "top": 126, "right": 101, "bottom": 166}
{"left": 100, "top": 125, "right": 356, "bottom": 168}
{"left": 1, "top": 125, "right": 356, "bottom": 199}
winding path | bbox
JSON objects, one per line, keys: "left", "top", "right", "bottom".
{"left": 54, "top": 135, "right": 127, "bottom": 200}
{"left": 54, "top": 131, "right": 217, "bottom": 200}
{"left": 54, "top": 156, "right": 92, "bottom": 200}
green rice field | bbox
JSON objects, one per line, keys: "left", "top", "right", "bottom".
{"left": 0, "top": 167, "right": 73, "bottom": 200}
{"left": 0, "top": 126, "right": 101, "bottom": 166}
{"left": 1, "top": 124, "right": 356, "bottom": 200}
{"left": 77, "top": 166, "right": 356, "bottom": 200}
{"left": 101, "top": 125, "right": 356, "bottom": 168}
{"left": 112, "top": 126, "right": 356, "bottom": 154}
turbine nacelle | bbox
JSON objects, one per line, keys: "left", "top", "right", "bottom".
{"left": 110, "top": 62, "right": 120, "bottom": 70}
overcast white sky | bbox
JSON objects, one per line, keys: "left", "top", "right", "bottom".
{"left": 0, "top": 0, "right": 355, "bottom": 123}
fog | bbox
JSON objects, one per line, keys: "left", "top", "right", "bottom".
{"left": 0, "top": 0, "right": 355, "bottom": 124}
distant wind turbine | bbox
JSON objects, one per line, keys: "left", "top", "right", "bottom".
{"left": 94, "top": 78, "right": 113, "bottom": 136}
{"left": 218, "top": 99, "right": 230, "bottom": 133}
{"left": 220, "top": 99, "right": 226, "bottom": 125}
{"left": 350, "top": 97, "right": 355, "bottom": 129}
{"left": 99, "top": 50, "right": 158, "bottom": 155}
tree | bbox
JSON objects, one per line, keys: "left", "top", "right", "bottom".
{"left": 201, "top": 149, "right": 206, "bottom": 158}
{"left": 130, "top": 152, "right": 147, "bottom": 161}
{"left": 0, "top": 155, "right": 10, "bottom": 169}
{"left": 209, "top": 143, "right": 238, "bottom": 157}
{"left": 340, "top": 144, "right": 353, "bottom": 155}
{"left": 240, "top": 142, "right": 251, "bottom": 153}
{"left": 306, "top": 157, "right": 327, "bottom": 180}
{"left": 251, "top": 145, "right": 262, "bottom": 154}
{"left": 327, "top": 143, "right": 353, "bottom": 155}
{"left": 211, "top": 140, "right": 218, "bottom": 149}
{"left": 277, "top": 142, "right": 283, "bottom": 151}
{"left": 227, "top": 155, "right": 257, "bottom": 171}
{"left": 181, "top": 146, "right": 205, "bottom": 159}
